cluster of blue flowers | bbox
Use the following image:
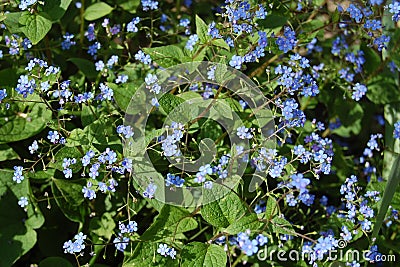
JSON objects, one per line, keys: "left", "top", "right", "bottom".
{"left": 157, "top": 243, "right": 177, "bottom": 259}
{"left": 275, "top": 53, "right": 322, "bottom": 97}
{"left": 116, "top": 125, "right": 135, "bottom": 139}
{"left": 62, "top": 158, "right": 76, "bottom": 179}
{"left": 275, "top": 27, "right": 297, "bottom": 54}
{"left": 113, "top": 221, "right": 138, "bottom": 252}
{"left": 63, "top": 232, "right": 87, "bottom": 254}
{"left": 160, "top": 122, "right": 184, "bottom": 157}
{"left": 394, "top": 121, "right": 400, "bottom": 139}
{"left": 61, "top": 33, "right": 76, "bottom": 50}
{"left": 13, "top": 166, "right": 24, "bottom": 184}
{"left": 214, "top": 230, "right": 268, "bottom": 256}
{"left": 283, "top": 173, "right": 314, "bottom": 206}
{"left": 18, "top": 196, "right": 29, "bottom": 208}
{"left": 338, "top": 175, "right": 380, "bottom": 232}
{"left": 277, "top": 98, "right": 306, "bottom": 128}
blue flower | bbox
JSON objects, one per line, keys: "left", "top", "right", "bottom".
{"left": 47, "top": 130, "right": 60, "bottom": 144}
{"left": 85, "top": 23, "right": 96, "bottom": 41}
{"left": 241, "top": 239, "right": 258, "bottom": 256}
{"left": 290, "top": 173, "right": 310, "bottom": 193}
{"left": 63, "top": 232, "right": 87, "bottom": 254}
{"left": 19, "top": 0, "right": 37, "bottom": 10}
{"left": 143, "top": 183, "right": 157, "bottom": 198}
{"left": 394, "top": 121, "right": 400, "bottom": 138}
{"left": 276, "top": 27, "right": 297, "bottom": 53}
{"left": 351, "top": 83, "right": 367, "bottom": 101}
{"left": 135, "top": 50, "right": 152, "bottom": 65}
{"left": 127, "top": 17, "right": 140, "bottom": 32}
{"left": 18, "top": 196, "right": 28, "bottom": 208}
{"left": 95, "top": 60, "right": 105, "bottom": 71}
{"left": 229, "top": 55, "right": 243, "bottom": 69}
{"left": 61, "top": 33, "right": 76, "bottom": 50}
{"left": 114, "top": 235, "right": 130, "bottom": 252}
{"left": 141, "top": 0, "right": 158, "bottom": 11}
{"left": 82, "top": 183, "right": 96, "bottom": 200}
{"left": 347, "top": 4, "right": 363, "bottom": 23}
{"left": 185, "top": 34, "right": 199, "bottom": 51}
{"left": 28, "top": 140, "right": 38, "bottom": 154}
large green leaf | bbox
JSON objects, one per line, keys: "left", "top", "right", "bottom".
{"left": 68, "top": 58, "right": 98, "bottom": 79}
{"left": 158, "top": 93, "right": 185, "bottom": 114}
{"left": 89, "top": 213, "right": 116, "bottom": 240}
{"left": 42, "top": 0, "right": 72, "bottom": 22}
{"left": 367, "top": 75, "right": 400, "bottom": 104}
{"left": 39, "top": 257, "right": 73, "bottom": 267}
{"left": 4, "top": 12, "right": 24, "bottom": 33}
{"left": 108, "top": 82, "right": 140, "bottom": 112}
{"left": 181, "top": 242, "right": 227, "bottom": 267}
{"left": 373, "top": 102, "right": 400, "bottom": 238}
{"left": 84, "top": 2, "right": 114, "bottom": 21}
{"left": 143, "top": 45, "right": 184, "bottom": 68}
{"left": 201, "top": 191, "right": 247, "bottom": 228}
{"left": 140, "top": 205, "right": 197, "bottom": 241}
{"left": 222, "top": 213, "right": 260, "bottom": 235}
{"left": 0, "top": 144, "right": 19, "bottom": 161}
{"left": 0, "top": 170, "right": 44, "bottom": 266}
{"left": 20, "top": 13, "right": 52, "bottom": 45}
{"left": 51, "top": 178, "right": 88, "bottom": 222}
{"left": 117, "top": 0, "right": 141, "bottom": 13}
{"left": 0, "top": 102, "right": 52, "bottom": 144}
{"left": 195, "top": 15, "right": 210, "bottom": 43}
{"left": 123, "top": 242, "right": 177, "bottom": 266}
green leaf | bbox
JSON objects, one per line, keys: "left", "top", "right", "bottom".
{"left": 108, "top": 82, "right": 140, "bottom": 111}
{"left": 258, "top": 14, "right": 288, "bottom": 29}
{"left": 84, "top": 2, "right": 114, "bottom": 21}
{"left": 372, "top": 155, "right": 400, "bottom": 239}
{"left": 195, "top": 15, "right": 210, "bottom": 43}
{"left": 0, "top": 170, "right": 44, "bottom": 229}
{"left": 81, "top": 105, "right": 97, "bottom": 127}
{"left": 158, "top": 93, "right": 185, "bottom": 114}
{"left": 181, "top": 242, "right": 227, "bottom": 267}
{"left": 211, "top": 39, "right": 230, "bottom": 50}
{"left": 42, "top": 0, "right": 72, "bottom": 22}
{"left": 140, "top": 205, "right": 197, "bottom": 241}
{"left": 68, "top": 58, "right": 98, "bottom": 79}
{"left": 123, "top": 242, "right": 177, "bottom": 266}
{"left": 373, "top": 122, "right": 400, "bottom": 240}
{"left": 222, "top": 213, "right": 260, "bottom": 235}
{"left": 0, "top": 144, "right": 19, "bottom": 161}
{"left": 0, "top": 100, "right": 52, "bottom": 145}
{"left": 201, "top": 191, "right": 247, "bottom": 228}
{"left": 383, "top": 103, "right": 400, "bottom": 179}
{"left": 143, "top": 45, "right": 184, "bottom": 68}
{"left": 117, "top": 0, "right": 140, "bottom": 13}
{"left": 361, "top": 44, "right": 381, "bottom": 75}
{"left": 27, "top": 169, "right": 56, "bottom": 181}
{"left": 51, "top": 178, "right": 87, "bottom": 222}
{"left": 89, "top": 213, "right": 116, "bottom": 239}
{"left": 367, "top": 75, "right": 400, "bottom": 104}
{"left": 66, "top": 128, "right": 90, "bottom": 147}
{"left": 4, "top": 12, "right": 24, "bottom": 33}
{"left": 271, "top": 217, "right": 296, "bottom": 236}
{"left": 51, "top": 146, "right": 83, "bottom": 171}
{"left": 52, "top": 178, "right": 86, "bottom": 205}
{"left": 0, "top": 68, "right": 19, "bottom": 87}
{"left": 20, "top": 13, "right": 52, "bottom": 45}
{"left": 0, "top": 170, "right": 44, "bottom": 265}
{"left": 39, "top": 257, "right": 73, "bottom": 267}
{"left": 264, "top": 196, "right": 279, "bottom": 219}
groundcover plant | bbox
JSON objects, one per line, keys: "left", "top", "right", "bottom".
{"left": 1, "top": 0, "right": 400, "bottom": 266}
